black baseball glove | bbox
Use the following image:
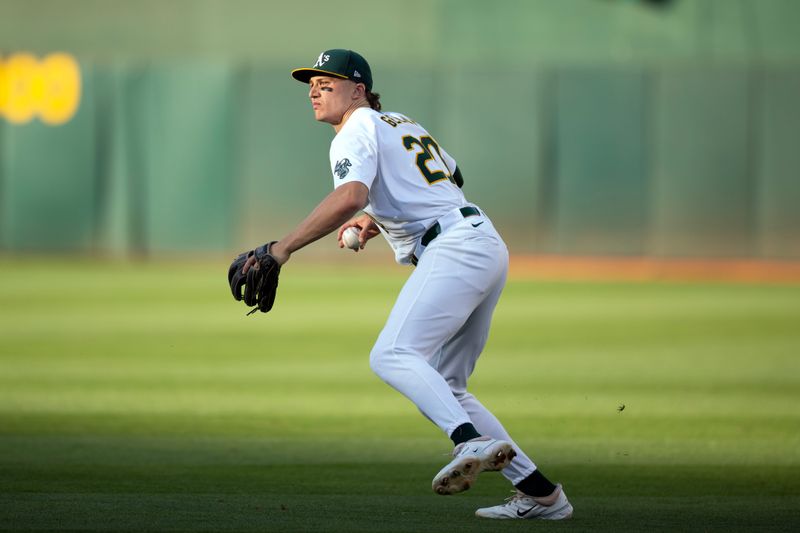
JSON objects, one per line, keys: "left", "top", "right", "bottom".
{"left": 228, "top": 241, "right": 281, "bottom": 315}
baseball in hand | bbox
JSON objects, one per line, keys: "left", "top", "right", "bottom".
{"left": 342, "top": 227, "right": 361, "bottom": 250}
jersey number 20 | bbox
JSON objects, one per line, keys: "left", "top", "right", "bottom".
{"left": 402, "top": 135, "right": 455, "bottom": 186}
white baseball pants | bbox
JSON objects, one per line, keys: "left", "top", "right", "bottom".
{"left": 369, "top": 210, "right": 537, "bottom": 485}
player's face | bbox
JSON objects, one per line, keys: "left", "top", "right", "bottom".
{"left": 308, "top": 76, "right": 362, "bottom": 126}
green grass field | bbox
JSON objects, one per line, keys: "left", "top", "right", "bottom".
{"left": 1, "top": 257, "right": 799, "bottom": 532}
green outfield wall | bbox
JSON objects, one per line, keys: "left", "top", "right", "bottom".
{"left": 1, "top": 0, "right": 799, "bottom": 258}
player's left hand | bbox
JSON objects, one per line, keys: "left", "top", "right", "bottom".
{"left": 228, "top": 241, "right": 282, "bottom": 315}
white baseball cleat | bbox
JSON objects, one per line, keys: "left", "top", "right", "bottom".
{"left": 432, "top": 436, "right": 516, "bottom": 495}
{"left": 475, "top": 484, "right": 573, "bottom": 520}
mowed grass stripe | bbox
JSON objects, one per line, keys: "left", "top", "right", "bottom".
{"left": 1, "top": 258, "right": 799, "bottom": 531}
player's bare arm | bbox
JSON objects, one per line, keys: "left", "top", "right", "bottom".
{"left": 243, "top": 181, "right": 368, "bottom": 271}
{"left": 269, "top": 181, "right": 368, "bottom": 263}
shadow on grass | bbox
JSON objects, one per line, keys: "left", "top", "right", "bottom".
{"left": 1, "top": 463, "right": 798, "bottom": 532}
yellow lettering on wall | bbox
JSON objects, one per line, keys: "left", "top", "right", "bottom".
{"left": 0, "top": 52, "right": 81, "bottom": 126}
{"left": 0, "top": 59, "right": 7, "bottom": 117}
{"left": 4, "top": 54, "right": 42, "bottom": 124}
{"left": 39, "top": 54, "right": 81, "bottom": 125}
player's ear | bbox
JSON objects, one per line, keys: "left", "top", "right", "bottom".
{"left": 353, "top": 82, "right": 366, "bottom": 99}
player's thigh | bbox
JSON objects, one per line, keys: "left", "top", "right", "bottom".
{"left": 434, "top": 258, "right": 507, "bottom": 393}
{"left": 375, "top": 228, "right": 506, "bottom": 363}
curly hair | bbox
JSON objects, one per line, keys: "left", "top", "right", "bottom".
{"left": 366, "top": 90, "right": 382, "bottom": 111}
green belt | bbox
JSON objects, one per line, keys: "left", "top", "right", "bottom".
{"left": 412, "top": 206, "right": 481, "bottom": 265}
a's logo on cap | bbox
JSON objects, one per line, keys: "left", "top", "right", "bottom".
{"left": 314, "top": 52, "right": 330, "bottom": 68}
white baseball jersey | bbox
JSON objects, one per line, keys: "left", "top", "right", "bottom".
{"left": 329, "top": 107, "right": 468, "bottom": 264}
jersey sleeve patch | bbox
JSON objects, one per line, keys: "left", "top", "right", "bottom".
{"left": 334, "top": 158, "right": 352, "bottom": 179}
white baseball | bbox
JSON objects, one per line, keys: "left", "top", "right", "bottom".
{"left": 342, "top": 227, "right": 361, "bottom": 250}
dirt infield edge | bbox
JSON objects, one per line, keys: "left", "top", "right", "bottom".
{"left": 508, "top": 255, "right": 800, "bottom": 283}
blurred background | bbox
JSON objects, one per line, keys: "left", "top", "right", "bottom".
{"left": 0, "top": 0, "right": 798, "bottom": 261}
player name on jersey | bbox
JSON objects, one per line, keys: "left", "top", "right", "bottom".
{"left": 379, "top": 113, "right": 419, "bottom": 128}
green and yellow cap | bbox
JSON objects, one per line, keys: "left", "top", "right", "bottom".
{"left": 291, "top": 49, "right": 373, "bottom": 91}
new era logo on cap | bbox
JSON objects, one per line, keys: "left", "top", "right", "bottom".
{"left": 353, "top": 70, "right": 361, "bottom": 78}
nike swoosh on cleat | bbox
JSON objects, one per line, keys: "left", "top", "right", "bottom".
{"left": 471, "top": 222, "right": 484, "bottom": 227}
{"left": 517, "top": 506, "right": 536, "bottom": 517}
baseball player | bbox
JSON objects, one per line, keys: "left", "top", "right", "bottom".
{"left": 242, "top": 49, "right": 572, "bottom": 520}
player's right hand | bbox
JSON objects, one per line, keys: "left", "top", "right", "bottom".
{"left": 337, "top": 215, "right": 380, "bottom": 250}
